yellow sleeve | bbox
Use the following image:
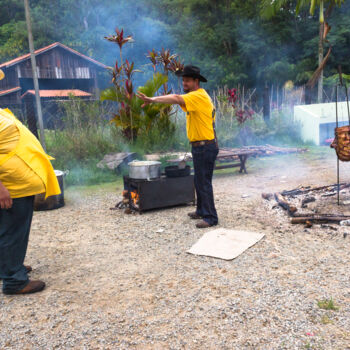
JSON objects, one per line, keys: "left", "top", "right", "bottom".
{"left": 3, "top": 108, "right": 15, "bottom": 116}
{"left": 0, "top": 114, "right": 20, "bottom": 154}
{"left": 181, "top": 90, "right": 202, "bottom": 112}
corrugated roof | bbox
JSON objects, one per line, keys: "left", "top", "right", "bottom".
{"left": 0, "top": 42, "right": 107, "bottom": 69}
{"left": 0, "top": 86, "right": 21, "bottom": 96}
{"left": 21, "top": 89, "right": 92, "bottom": 98}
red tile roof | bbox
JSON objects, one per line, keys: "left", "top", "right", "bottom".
{"left": 0, "top": 42, "right": 107, "bottom": 69}
{"left": 0, "top": 86, "right": 21, "bottom": 96}
{"left": 21, "top": 89, "right": 92, "bottom": 98}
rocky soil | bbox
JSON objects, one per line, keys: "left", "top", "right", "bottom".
{"left": 1, "top": 148, "right": 350, "bottom": 349}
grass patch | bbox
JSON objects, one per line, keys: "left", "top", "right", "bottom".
{"left": 59, "top": 161, "right": 119, "bottom": 187}
{"left": 317, "top": 298, "right": 339, "bottom": 311}
{"left": 320, "top": 314, "right": 333, "bottom": 324}
{"left": 65, "top": 179, "right": 122, "bottom": 196}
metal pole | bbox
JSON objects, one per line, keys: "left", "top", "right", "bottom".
{"left": 336, "top": 84, "right": 340, "bottom": 205}
{"left": 337, "top": 158, "right": 340, "bottom": 205}
{"left": 345, "top": 84, "right": 350, "bottom": 125}
{"left": 23, "top": 0, "right": 46, "bottom": 151}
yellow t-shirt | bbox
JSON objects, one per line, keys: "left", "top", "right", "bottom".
{"left": 181, "top": 88, "right": 215, "bottom": 142}
{"left": 0, "top": 112, "right": 45, "bottom": 198}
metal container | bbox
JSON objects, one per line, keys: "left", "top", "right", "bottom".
{"left": 34, "top": 170, "right": 67, "bottom": 211}
{"left": 128, "top": 160, "right": 161, "bottom": 180}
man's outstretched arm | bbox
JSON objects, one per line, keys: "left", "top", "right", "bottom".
{"left": 137, "top": 92, "right": 185, "bottom": 108}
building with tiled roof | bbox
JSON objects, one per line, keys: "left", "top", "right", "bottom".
{"left": 0, "top": 42, "right": 107, "bottom": 107}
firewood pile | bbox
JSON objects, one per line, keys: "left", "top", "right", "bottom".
{"left": 238, "top": 144, "right": 308, "bottom": 157}
{"left": 111, "top": 190, "right": 139, "bottom": 214}
{"left": 262, "top": 183, "right": 350, "bottom": 228}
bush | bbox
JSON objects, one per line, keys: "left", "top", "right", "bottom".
{"left": 45, "top": 98, "right": 125, "bottom": 185}
{"left": 133, "top": 108, "right": 189, "bottom": 153}
{"left": 216, "top": 108, "right": 303, "bottom": 147}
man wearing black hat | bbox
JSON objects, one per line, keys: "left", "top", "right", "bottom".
{"left": 137, "top": 65, "right": 219, "bottom": 228}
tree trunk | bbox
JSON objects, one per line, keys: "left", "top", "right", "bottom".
{"left": 317, "top": 20, "right": 324, "bottom": 103}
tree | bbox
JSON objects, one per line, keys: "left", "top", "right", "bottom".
{"left": 260, "top": 0, "right": 345, "bottom": 102}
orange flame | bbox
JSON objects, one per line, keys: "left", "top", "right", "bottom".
{"left": 122, "top": 190, "right": 139, "bottom": 207}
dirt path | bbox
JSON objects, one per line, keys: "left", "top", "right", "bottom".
{"left": 1, "top": 147, "right": 350, "bottom": 349}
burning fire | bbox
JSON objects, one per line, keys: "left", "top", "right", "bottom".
{"left": 122, "top": 189, "right": 139, "bottom": 207}
{"left": 130, "top": 190, "right": 139, "bottom": 206}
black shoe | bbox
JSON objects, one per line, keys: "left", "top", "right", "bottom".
{"left": 188, "top": 212, "right": 202, "bottom": 220}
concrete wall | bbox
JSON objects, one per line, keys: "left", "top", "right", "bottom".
{"left": 294, "top": 102, "right": 350, "bottom": 145}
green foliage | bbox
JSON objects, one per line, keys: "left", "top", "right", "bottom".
{"left": 45, "top": 98, "right": 123, "bottom": 185}
{"left": 2, "top": 0, "right": 350, "bottom": 91}
{"left": 134, "top": 111, "right": 188, "bottom": 153}
{"left": 260, "top": 0, "right": 345, "bottom": 19}
{"left": 101, "top": 72, "right": 173, "bottom": 139}
{"left": 45, "top": 96, "right": 187, "bottom": 185}
{"left": 324, "top": 73, "right": 350, "bottom": 87}
{"left": 0, "top": 20, "right": 27, "bottom": 60}
{"left": 216, "top": 108, "right": 302, "bottom": 147}
{"left": 317, "top": 298, "right": 339, "bottom": 311}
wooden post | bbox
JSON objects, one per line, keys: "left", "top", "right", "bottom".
{"left": 24, "top": 0, "right": 46, "bottom": 151}
{"left": 263, "top": 85, "right": 270, "bottom": 122}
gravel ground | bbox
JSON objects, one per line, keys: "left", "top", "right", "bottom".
{"left": 1, "top": 149, "right": 350, "bottom": 350}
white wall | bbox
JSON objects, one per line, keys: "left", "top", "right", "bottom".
{"left": 294, "top": 102, "right": 350, "bottom": 145}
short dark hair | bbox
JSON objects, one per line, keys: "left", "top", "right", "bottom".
{"left": 183, "top": 76, "right": 200, "bottom": 84}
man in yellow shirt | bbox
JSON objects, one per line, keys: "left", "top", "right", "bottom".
{"left": 137, "top": 65, "right": 219, "bottom": 228}
{"left": 0, "top": 69, "right": 60, "bottom": 295}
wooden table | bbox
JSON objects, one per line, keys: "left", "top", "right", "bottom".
{"left": 168, "top": 148, "right": 257, "bottom": 174}
{"left": 214, "top": 148, "right": 256, "bottom": 174}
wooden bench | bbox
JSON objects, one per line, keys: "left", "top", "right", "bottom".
{"left": 168, "top": 148, "right": 257, "bottom": 174}
{"left": 214, "top": 148, "right": 256, "bottom": 174}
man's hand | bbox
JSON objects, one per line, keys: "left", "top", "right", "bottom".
{"left": 0, "top": 182, "right": 12, "bottom": 209}
{"left": 136, "top": 92, "right": 153, "bottom": 108}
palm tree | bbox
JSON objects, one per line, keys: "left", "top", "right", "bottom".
{"left": 261, "top": 0, "right": 345, "bottom": 103}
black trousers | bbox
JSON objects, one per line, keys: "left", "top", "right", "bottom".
{"left": 192, "top": 143, "right": 219, "bottom": 225}
{"left": 0, "top": 196, "right": 34, "bottom": 293}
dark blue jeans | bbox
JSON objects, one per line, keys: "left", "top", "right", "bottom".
{"left": 0, "top": 196, "right": 34, "bottom": 293}
{"left": 192, "top": 143, "right": 219, "bottom": 225}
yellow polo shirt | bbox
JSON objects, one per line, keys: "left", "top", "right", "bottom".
{"left": 181, "top": 88, "right": 215, "bottom": 142}
{"left": 0, "top": 111, "right": 45, "bottom": 198}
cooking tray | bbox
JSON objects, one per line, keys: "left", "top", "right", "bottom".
{"left": 165, "top": 165, "right": 191, "bottom": 178}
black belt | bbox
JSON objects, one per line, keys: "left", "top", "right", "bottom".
{"left": 191, "top": 139, "right": 216, "bottom": 147}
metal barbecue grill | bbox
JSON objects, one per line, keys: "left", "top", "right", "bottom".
{"left": 123, "top": 174, "right": 195, "bottom": 213}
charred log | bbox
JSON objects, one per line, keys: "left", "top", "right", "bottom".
{"left": 291, "top": 215, "right": 350, "bottom": 224}
{"left": 274, "top": 193, "right": 298, "bottom": 216}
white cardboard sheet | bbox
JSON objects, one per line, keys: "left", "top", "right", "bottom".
{"left": 187, "top": 228, "right": 265, "bottom": 260}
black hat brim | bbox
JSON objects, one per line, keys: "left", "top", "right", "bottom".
{"left": 175, "top": 71, "right": 207, "bottom": 83}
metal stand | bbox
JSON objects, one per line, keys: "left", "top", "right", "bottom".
{"left": 336, "top": 84, "right": 340, "bottom": 205}
{"left": 335, "top": 65, "right": 350, "bottom": 205}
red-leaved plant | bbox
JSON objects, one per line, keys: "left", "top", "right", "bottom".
{"left": 101, "top": 28, "right": 182, "bottom": 142}
{"left": 227, "top": 88, "right": 254, "bottom": 125}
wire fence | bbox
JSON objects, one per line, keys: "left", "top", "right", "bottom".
{"left": 2, "top": 99, "right": 117, "bottom": 137}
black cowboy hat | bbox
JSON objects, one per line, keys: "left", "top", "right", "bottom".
{"left": 175, "top": 64, "right": 207, "bottom": 83}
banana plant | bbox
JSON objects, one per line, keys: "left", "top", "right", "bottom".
{"left": 261, "top": 0, "right": 344, "bottom": 18}
{"left": 260, "top": 0, "right": 345, "bottom": 102}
